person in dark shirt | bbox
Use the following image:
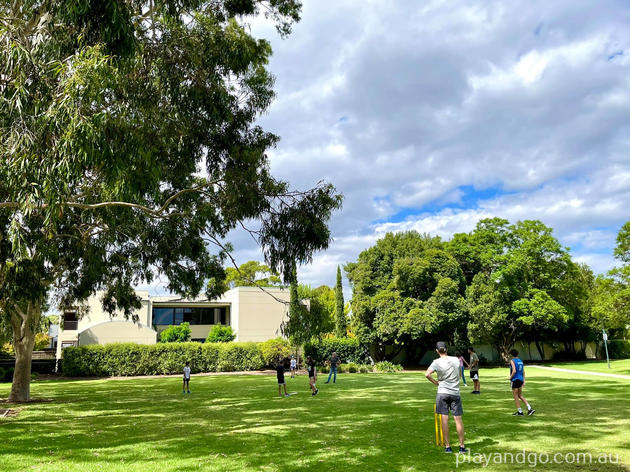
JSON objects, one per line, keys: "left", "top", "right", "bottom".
{"left": 276, "top": 357, "right": 289, "bottom": 397}
{"left": 325, "top": 351, "right": 340, "bottom": 384}
{"left": 307, "top": 356, "right": 319, "bottom": 396}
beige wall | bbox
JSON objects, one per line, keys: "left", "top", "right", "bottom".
{"left": 79, "top": 321, "right": 157, "bottom": 345}
{"left": 234, "top": 287, "right": 289, "bottom": 342}
{"left": 73, "top": 291, "right": 151, "bottom": 331}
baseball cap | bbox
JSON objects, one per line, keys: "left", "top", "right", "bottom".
{"left": 436, "top": 341, "right": 447, "bottom": 350}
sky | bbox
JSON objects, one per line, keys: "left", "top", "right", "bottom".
{"left": 148, "top": 0, "right": 630, "bottom": 294}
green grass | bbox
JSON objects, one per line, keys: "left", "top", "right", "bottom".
{"left": 1, "top": 368, "right": 629, "bottom": 471}
{"left": 542, "top": 359, "right": 630, "bottom": 375}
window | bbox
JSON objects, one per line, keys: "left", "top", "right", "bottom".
{"left": 152, "top": 308, "right": 174, "bottom": 325}
{"left": 63, "top": 311, "right": 78, "bottom": 330}
{"left": 152, "top": 306, "right": 228, "bottom": 325}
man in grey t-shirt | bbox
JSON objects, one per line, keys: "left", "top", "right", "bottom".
{"left": 425, "top": 342, "right": 466, "bottom": 453}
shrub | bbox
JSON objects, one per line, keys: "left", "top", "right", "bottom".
{"left": 319, "top": 365, "right": 329, "bottom": 374}
{"left": 62, "top": 341, "right": 264, "bottom": 376}
{"left": 260, "top": 338, "right": 291, "bottom": 366}
{"left": 374, "top": 361, "right": 403, "bottom": 373}
{"left": 303, "top": 337, "right": 370, "bottom": 364}
{"left": 551, "top": 350, "right": 588, "bottom": 362}
{"left": 347, "top": 363, "right": 359, "bottom": 373}
{"left": 159, "top": 323, "right": 191, "bottom": 343}
{"left": 608, "top": 340, "right": 630, "bottom": 359}
{"left": 206, "top": 325, "right": 236, "bottom": 343}
{"left": 220, "top": 342, "right": 264, "bottom": 371}
{"left": 359, "top": 365, "right": 370, "bottom": 373}
{"left": 0, "top": 367, "right": 5, "bottom": 383}
{"left": 1, "top": 367, "right": 15, "bottom": 382}
{"left": 34, "top": 333, "right": 51, "bottom": 350}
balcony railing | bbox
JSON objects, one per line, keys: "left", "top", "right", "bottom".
{"left": 63, "top": 320, "right": 78, "bottom": 330}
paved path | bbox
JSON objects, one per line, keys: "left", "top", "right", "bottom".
{"left": 529, "top": 365, "right": 630, "bottom": 380}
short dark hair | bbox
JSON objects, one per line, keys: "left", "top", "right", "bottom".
{"left": 468, "top": 347, "right": 475, "bottom": 352}
{"left": 185, "top": 361, "right": 190, "bottom": 366}
{"left": 510, "top": 349, "right": 519, "bottom": 357}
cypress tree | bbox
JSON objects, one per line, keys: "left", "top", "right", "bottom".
{"left": 335, "top": 266, "right": 347, "bottom": 337}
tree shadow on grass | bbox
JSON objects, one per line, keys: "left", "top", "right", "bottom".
{"left": 0, "top": 373, "right": 629, "bottom": 471}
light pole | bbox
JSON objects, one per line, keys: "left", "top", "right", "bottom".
{"left": 602, "top": 328, "right": 610, "bottom": 369}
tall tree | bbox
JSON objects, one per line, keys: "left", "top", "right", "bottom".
{"left": 346, "top": 231, "right": 465, "bottom": 360}
{"left": 335, "top": 265, "right": 346, "bottom": 337}
{"left": 466, "top": 219, "right": 571, "bottom": 361}
{"left": 591, "top": 221, "right": 630, "bottom": 334}
{"left": 224, "top": 261, "right": 282, "bottom": 288}
{"left": 0, "top": 0, "right": 342, "bottom": 401}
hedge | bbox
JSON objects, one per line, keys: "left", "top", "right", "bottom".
{"left": 303, "top": 337, "right": 370, "bottom": 364}
{"left": 62, "top": 342, "right": 264, "bottom": 377}
{"left": 608, "top": 340, "right": 630, "bottom": 359}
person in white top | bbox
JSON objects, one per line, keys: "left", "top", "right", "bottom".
{"left": 425, "top": 341, "right": 466, "bottom": 454}
{"left": 183, "top": 361, "right": 191, "bottom": 394}
{"left": 290, "top": 356, "right": 297, "bottom": 378}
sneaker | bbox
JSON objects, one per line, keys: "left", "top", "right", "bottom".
{"left": 444, "top": 447, "right": 453, "bottom": 453}
{"left": 512, "top": 411, "right": 524, "bottom": 416}
{"left": 527, "top": 409, "right": 535, "bottom": 416}
{"left": 187, "top": 391, "right": 191, "bottom": 394}
{"left": 459, "top": 447, "right": 467, "bottom": 454}
{"left": 314, "top": 388, "right": 319, "bottom": 396}
{"left": 324, "top": 381, "right": 329, "bottom": 384}
{"left": 285, "top": 394, "right": 290, "bottom": 397}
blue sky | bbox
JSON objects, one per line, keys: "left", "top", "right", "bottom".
{"left": 142, "top": 0, "right": 630, "bottom": 293}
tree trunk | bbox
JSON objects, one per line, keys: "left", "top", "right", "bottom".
{"left": 8, "top": 301, "right": 40, "bottom": 403}
{"left": 534, "top": 340, "right": 545, "bottom": 361}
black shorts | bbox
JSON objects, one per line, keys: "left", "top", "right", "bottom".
{"left": 470, "top": 370, "right": 479, "bottom": 380}
{"left": 511, "top": 379, "right": 523, "bottom": 389}
{"left": 436, "top": 393, "right": 463, "bottom": 416}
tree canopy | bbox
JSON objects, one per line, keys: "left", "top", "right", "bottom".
{"left": 0, "top": 0, "right": 342, "bottom": 401}
{"left": 346, "top": 218, "right": 602, "bottom": 363}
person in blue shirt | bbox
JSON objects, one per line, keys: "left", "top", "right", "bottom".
{"left": 509, "top": 349, "right": 534, "bottom": 416}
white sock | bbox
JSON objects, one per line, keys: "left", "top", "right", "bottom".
{"left": 526, "top": 403, "right": 531, "bottom": 410}
{"left": 518, "top": 407, "right": 523, "bottom": 413}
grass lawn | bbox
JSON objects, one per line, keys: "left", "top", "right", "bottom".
{"left": 1, "top": 368, "right": 629, "bottom": 472}
{"left": 543, "top": 359, "right": 630, "bottom": 376}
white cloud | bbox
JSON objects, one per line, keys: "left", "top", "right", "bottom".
{"left": 146, "top": 1, "right": 630, "bottom": 295}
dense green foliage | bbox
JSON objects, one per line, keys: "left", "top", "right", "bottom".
{"left": 159, "top": 323, "right": 191, "bottom": 343}
{"left": 259, "top": 337, "right": 292, "bottom": 366}
{"left": 223, "top": 261, "right": 282, "bottom": 289}
{"left": 608, "top": 340, "right": 630, "bottom": 359}
{"left": 205, "top": 325, "right": 236, "bottom": 343}
{"left": 373, "top": 361, "right": 404, "bottom": 373}
{"left": 335, "top": 265, "right": 347, "bottom": 337}
{"left": 281, "top": 269, "right": 333, "bottom": 344}
{"left": 62, "top": 341, "right": 264, "bottom": 376}
{"left": 0, "top": 0, "right": 342, "bottom": 402}
{"left": 303, "top": 337, "right": 370, "bottom": 364}
{"left": 346, "top": 218, "right": 618, "bottom": 363}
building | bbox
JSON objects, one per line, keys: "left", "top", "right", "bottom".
{"left": 56, "top": 286, "right": 291, "bottom": 359}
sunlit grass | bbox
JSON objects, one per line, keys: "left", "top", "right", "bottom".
{"left": 543, "top": 359, "right": 630, "bottom": 375}
{"left": 1, "top": 367, "right": 629, "bottom": 471}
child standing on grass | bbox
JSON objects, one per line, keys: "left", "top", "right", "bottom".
{"left": 277, "top": 357, "right": 289, "bottom": 397}
{"left": 468, "top": 347, "right": 480, "bottom": 394}
{"left": 509, "top": 349, "right": 534, "bottom": 416}
{"left": 307, "top": 356, "right": 318, "bottom": 396}
{"left": 456, "top": 352, "right": 469, "bottom": 386}
{"left": 290, "top": 355, "right": 297, "bottom": 378}
{"left": 183, "top": 361, "right": 191, "bottom": 394}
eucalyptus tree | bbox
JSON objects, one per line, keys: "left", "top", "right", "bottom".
{"left": 0, "top": 0, "right": 341, "bottom": 401}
